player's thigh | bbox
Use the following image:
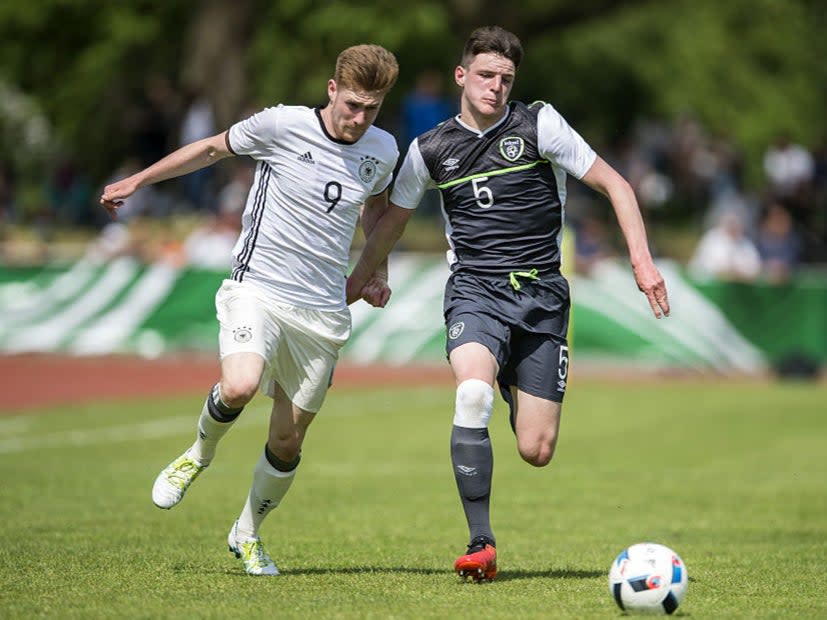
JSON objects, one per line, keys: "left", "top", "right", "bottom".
{"left": 445, "top": 309, "right": 507, "bottom": 385}
{"left": 444, "top": 273, "right": 513, "bottom": 382}
{"left": 505, "top": 329, "right": 570, "bottom": 404}
{"left": 449, "top": 342, "right": 499, "bottom": 385}
{"left": 263, "top": 304, "right": 350, "bottom": 414}
{"left": 220, "top": 351, "right": 266, "bottom": 400}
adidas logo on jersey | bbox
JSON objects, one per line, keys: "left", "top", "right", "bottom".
{"left": 297, "top": 151, "right": 315, "bottom": 165}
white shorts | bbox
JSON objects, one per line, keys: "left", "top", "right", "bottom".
{"left": 215, "top": 279, "right": 351, "bottom": 413}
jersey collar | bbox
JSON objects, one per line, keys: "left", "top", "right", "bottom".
{"left": 454, "top": 103, "right": 512, "bottom": 137}
{"left": 315, "top": 106, "right": 358, "bottom": 146}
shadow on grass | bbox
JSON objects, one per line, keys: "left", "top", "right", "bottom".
{"left": 209, "top": 565, "right": 603, "bottom": 580}
{"left": 495, "top": 567, "right": 604, "bottom": 581}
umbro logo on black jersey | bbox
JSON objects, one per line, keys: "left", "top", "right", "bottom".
{"left": 442, "top": 157, "right": 460, "bottom": 172}
{"left": 297, "top": 151, "right": 315, "bottom": 165}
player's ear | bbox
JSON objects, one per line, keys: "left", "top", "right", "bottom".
{"left": 454, "top": 65, "right": 465, "bottom": 88}
{"left": 327, "top": 79, "right": 337, "bottom": 103}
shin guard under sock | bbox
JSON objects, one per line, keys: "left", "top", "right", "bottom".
{"left": 451, "top": 425, "right": 495, "bottom": 546}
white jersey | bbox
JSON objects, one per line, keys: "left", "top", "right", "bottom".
{"left": 226, "top": 105, "right": 398, "bottom": 310}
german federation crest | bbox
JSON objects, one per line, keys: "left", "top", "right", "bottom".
{"left": 499, "top": 136, "right": 524, "bottom": 162}
{"left": 359, "top": 155, "right": 379, "bottom": 184}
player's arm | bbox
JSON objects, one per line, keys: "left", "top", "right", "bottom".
{"left": 356, "top": 190, "right": 393, "bottom": 307}
{"left": 346, "top": 203, "right": 414, "bottom": 305}
{"left": 580, "top": 156, "right": 670, "bottom": 318}
{"left": 100, "top": 131, "right": 234, "bottom": 220}
{"left": 347, "top": 138, "right": 426, "bottom": 304}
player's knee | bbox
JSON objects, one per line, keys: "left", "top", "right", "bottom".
{"left": 267, "top": 431, "right": 302, "bottom": 461}
{"left": 219, "top": 377, "right": 258, "bottom": 407}
{"left": 518, "top": 435, "right": 558, "bottom": 467}
{"left": 453, "top": 379, "right": 494, "bottom": 429}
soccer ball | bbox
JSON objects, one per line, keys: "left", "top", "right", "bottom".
{"left": 608, "top": 542, "right": 688, "bottom": 615}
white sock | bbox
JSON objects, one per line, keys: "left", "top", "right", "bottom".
{"left": 188, "top": 397, "right": 236, "bottom": 465}
{"left": 236, "top": 451, "right": 297, "bottom": 539}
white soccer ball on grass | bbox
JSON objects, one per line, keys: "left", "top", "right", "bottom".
{"left": 608, "top": 542, "right": 688, "bottom": 615}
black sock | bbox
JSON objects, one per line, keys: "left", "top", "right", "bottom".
{"left": 451, "top": 425, "right": 495, "bottom": 547}
{"left": 206, "top": 384, "right": 244, "bottom": 423}
{"left": 264, "top": 443, "right": 300, "bottom": 473}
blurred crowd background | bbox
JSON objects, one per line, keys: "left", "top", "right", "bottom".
{"left": 0, "top": 0, "right": 825, "bottom": 284}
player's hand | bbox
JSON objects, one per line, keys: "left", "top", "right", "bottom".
{"left": 99, "top": 179, "right": 139, "bottom": 220}
{"left": 360, "top": 274, "right": 391, "bottom": 308}
{"left": 633, "top": 260, "right": 670, "bottom": 318}
{"left": 345, "top": 274, "right": 364, "bottom": 305}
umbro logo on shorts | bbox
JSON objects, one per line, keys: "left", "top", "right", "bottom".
{"left": 297, "top": 151, "right": 315, "bottom": 165}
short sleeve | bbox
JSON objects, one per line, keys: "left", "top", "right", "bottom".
{"left": 227, "top": 106, "right": 282, "bottom": 159}
{"left": 389, "top": 139, "right": 433, "bottom": 209}
{"left": 537, "top": 104, "right": 597, "bottom": 179}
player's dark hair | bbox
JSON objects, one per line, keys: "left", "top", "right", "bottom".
{"left": 461, "top": 26, "right": 523, "bottom": 68}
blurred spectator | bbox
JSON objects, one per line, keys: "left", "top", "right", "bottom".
{"left": 689, "top": 210, "right": 761, "bottom": 282}
{"left": 132, "top": 74, "right": 181, "bottom": 169}
{"left": 0, "top": 160, "right": 14, "bottom": 222}
{"left": 215, "top": 160, "right": 253, "bottom": 216}
{"left": 756, "top": 201, "right": 801, "bottom": 284}
{"left": 0, "top": 161, "right": 14, "bottom": 261}
{"left": 701, "top": 186, "right": 757, "bottom": 234}
{"left": 398, "top": 70, "right": 456, "bottom": 218}
{"left": 85, "top": 221, "right": 134, "bottom": 263}
{"left": 573, "top": 212, "right": 616, "bottom": 275}
{"left": 763, "top": 132, "right": 814, "bottom": 200}
{"left": 178, "top": 89, "right": 217, "bottom": 211}
{"left": 100, "top": 158, "right": 174, "bottom": 221}
{"left": 400, "top": 69, "right": 456, "bottom": 149}
{"left": 669, "top": 113, "right": 710, "bottom": 208}
{"left": 47, "top": 155, "right": 93, "bottom": 226}
{"left": 182, "top": 161, "right": 250, "bottom": 269}
{"left": 182, "top": 204, "right": 241, "bottom": 270}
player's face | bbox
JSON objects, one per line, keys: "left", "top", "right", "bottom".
{"left": 455, "top": 52, "right": 515, "bottom": 124}
{"left": 325, "top": 80, "right": 385, "bottom": 142}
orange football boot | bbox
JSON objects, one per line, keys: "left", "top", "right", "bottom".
{"left": 454, "top": 537, "right": 497, "bottom": 582}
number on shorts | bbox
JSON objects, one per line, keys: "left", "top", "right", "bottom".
{"left": 558, "top": 345, "right": 569, "bottom": 381}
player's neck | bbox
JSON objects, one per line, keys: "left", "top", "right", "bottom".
{"left": 319, "top": 106, "right": 337, "bottom": 138}
{"left": 458, "top": 104, "right": 508, "bottom": 133}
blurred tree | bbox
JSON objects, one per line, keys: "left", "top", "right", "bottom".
{"left": 180, "top": 0, "right": 255, "bottom": 129}
{"left": 0, "top": 0, "right": 824, "bottom": 222}
{"left": 522, "top": 0, "right": 824, "bottom": 185}
{"left": 0, "top": 1, "right": 189, "bottom": 181}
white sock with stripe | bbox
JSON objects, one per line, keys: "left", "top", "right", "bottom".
{"left": 235, "top": 449, "right": 298, "bottom": 539}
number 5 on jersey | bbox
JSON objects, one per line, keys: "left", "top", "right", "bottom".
{"left": 471, "top": 177, "right": 494, "bottom": 209}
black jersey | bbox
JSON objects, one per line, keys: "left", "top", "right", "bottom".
{"left": 391, "top": 101, "right": 596, "bottom": 276}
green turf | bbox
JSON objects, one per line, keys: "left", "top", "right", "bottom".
{"left": 1, "top": 379, "right": 825, "bottom": 618}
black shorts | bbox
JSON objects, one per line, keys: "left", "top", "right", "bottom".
{"left": 444, "top": 270, "right": 571, "bottom": 405}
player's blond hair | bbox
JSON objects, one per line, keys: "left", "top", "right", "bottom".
{"left": 334, "top": 44, "right": 399, "bottom": 94}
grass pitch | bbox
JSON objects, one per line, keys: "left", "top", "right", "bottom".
{"left": 1, "top": 378, "right": 825, "bottom": 618}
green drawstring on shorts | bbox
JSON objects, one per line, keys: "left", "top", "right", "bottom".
{"left": 509, "top": 268, "right": 539, "bottom": 291}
